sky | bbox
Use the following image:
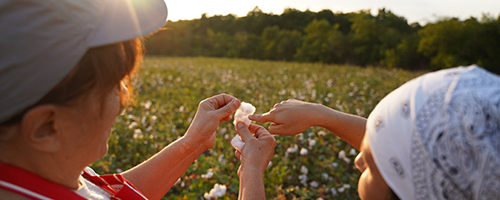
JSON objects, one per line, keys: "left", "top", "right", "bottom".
{"left": 164, "top": 0, "right": 500, "bottom": 24}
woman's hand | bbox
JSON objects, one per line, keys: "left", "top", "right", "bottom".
{"left": 235, "top": 123, "right": 276, "bottom": 177}
{"left": 185, "top": 94, "right": 240, "bottom": 150}
{"left": 235, "top": 123, "right": 276, "bottom": 200}
{"left": 249, "top": 99, "right": 321, "bottom": 136}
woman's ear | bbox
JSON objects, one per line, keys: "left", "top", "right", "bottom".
{"left": 20, "top": 105, "right": 61, "bottom": 152}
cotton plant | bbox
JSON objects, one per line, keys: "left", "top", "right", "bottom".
{"left": 203, "top": 183, "right": 227, "bottom": 200}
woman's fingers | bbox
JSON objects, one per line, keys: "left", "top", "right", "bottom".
{"left": 236, "top": 122, "right": 254, "bottom": 142}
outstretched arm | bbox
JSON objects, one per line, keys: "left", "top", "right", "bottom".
{"left": 249, "top": 99, "right": 366, "bottom": 150}
{"left": 121, "top": 94, "right": 241, "bottom": 200}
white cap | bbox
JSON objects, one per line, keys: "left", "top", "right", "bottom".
{"left": 0, "top": 0, "right": 168, "bottom": 123}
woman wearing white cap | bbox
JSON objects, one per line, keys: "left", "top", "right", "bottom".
{"left": 0, "top": 0, "right": 275, "bottom": 199}
{"left": 251, "top": 66, "right": 500, "bottom": 199}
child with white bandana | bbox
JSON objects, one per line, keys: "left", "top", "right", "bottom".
{"left": 251, "top": 65, "right": 500, "bottom": 200}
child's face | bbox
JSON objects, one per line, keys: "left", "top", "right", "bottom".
{"left": 355, "top": 134, "right": 395, "bottom": 199}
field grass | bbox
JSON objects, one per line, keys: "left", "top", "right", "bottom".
{"left": 91, "top": 56, "right": 424, "bottom": 199}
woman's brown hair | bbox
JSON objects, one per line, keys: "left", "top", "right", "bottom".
{"left": 0, "top": 38, "right": 143, "bottom": 126}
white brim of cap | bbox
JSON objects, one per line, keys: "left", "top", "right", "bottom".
{"left": 0, "top": 0, "right": 167, "bottom": 123}
{"left": 89, "top": 0, "right": 168, "bottom": 47}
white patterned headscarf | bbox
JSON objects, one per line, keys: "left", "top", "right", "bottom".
{"left": 366, "top": 65, "right": 500, "bottom": 200}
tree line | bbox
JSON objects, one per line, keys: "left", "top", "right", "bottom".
{"left": 145, "top": 7, "right": 500, "bottom": 73}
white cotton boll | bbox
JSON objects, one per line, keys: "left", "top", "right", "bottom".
{"left": 128, "top": 122, "right": 138, "bottom": 129}
{"left": 338, "top": 150, "right": 346, "bottom": 159}
{"left": 286, "top": 144, "right": 298, "bottom": 153}
{"left": 330, "top": 188, "right": 338, "bottom": 196}
{"left": 298, "top": 174, "right": 308, "bottom": 186}
{"left": 232, "top": 102, "right": 256, "bottom": 127}
{"left": 310, "top": 181, "right": 319, "bottom": 188}
{"left": 231, "top": 135, "right": 245, "bottom": 151}
{"left": 318, "top": 130, "right": 327, "bottom": 136}
{"left": 209, "top": 188, "right": 217, "bottom": 198}
{"left": 349, "top": 148, "right": 357, "bottom": 156}
{"left": 300, "top": 165, "right": 309, "bottom": 174}
{"left": 308, "top": 139, "right": 316, "bottom": 147}
{"left": 215, "top": 184, "right": 227, "bottom": 197}
{"left": 300, "top": 148, "right": 308, "bottom": 156}
{"left": 322, "top": 173, "right": 329, "bottom": 180}
{"left": 231, "top": 102, "right": 256, "bottom": 151}
{"left": 201, "top": 169, "right": 214, "bottom": 179}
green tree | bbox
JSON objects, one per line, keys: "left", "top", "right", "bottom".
{"left": 294, "top": 19, "right": 346, "bottom": 63}
{"left": 417, "top": 18, "right": 468, "bottom": 69}
{"left": 261, "top": 26, "right": 303, "bottom": 60}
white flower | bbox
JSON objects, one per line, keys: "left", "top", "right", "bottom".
{"left": 300, "top": 148, "right": 308, "bottom": 156}
{"left": 338, "top": 187, "right": 345, "bottom": 193}
{"left": 310, "top": 181, "right": 319, "bottom": 188}
{"left": 116, "top": 168, "right": 123, "bottom": 173}
{"left": 300, "top": 165, "right": 308, "bottom": 174}
{"left": 267, "top": 161, "right": 273, "bottom": 168}
{"left": 332, "top": 162, "right": 338, "bottom": 168}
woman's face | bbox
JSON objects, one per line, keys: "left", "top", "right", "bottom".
{"left": 59, "top": 83, "right": 124, "bottom": 165}
{"left": 355, "top": 134, "right": 396, "bottom": 200}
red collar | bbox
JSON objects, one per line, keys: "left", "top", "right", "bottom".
{"left": 0, "top": 162, "right": 148, "bottom": 200}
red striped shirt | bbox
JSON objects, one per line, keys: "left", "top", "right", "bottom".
{"left": 0, "top": 162, "right": 148, "bottom": 200}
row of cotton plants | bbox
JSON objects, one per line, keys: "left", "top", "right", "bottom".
{"left": 93, "top": 57, "right": 422, "bottom": 199}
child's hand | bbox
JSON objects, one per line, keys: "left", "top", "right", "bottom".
{"left": 249, "top": 99, "right": 319, "bottom": 136}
